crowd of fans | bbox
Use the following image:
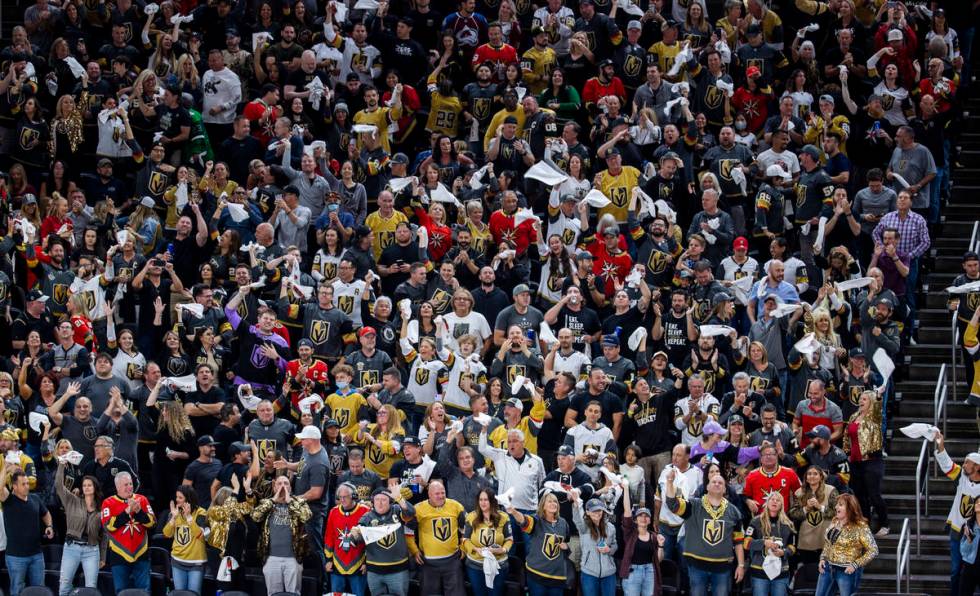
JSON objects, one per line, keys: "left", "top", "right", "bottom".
{"left": 0, "top": 0, "right": 975, "bottom": 594}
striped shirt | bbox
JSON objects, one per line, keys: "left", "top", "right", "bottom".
{"left": 872, "top": 210, "right": 930, "bottom": 259}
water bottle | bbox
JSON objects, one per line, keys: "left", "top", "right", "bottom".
{"left": 526, "top": 329, "right": 536, "bottom": 342}
{"left": 166, "top": 243, "right": 174, "bottom": 257}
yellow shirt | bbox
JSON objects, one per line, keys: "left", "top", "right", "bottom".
{"left": 353, "top": 106, "right": 401, "bottom": 154}
{"left": 354, "top": 424, "right": 404, "bottom": 479}
{"left": 596, "top": 165, "right": 642, "bottom": 223}
{"left": 488, "top": 399, "right": 546, "bottom": 454}
{"left": 647, "top": 41, "right": 684, "bottom": 81}
{"left": 521, "top": 46, "right": 557, "bottom": 95}
{"left": 411, "top": 498, "right": 466, "bottom": 560}
{"left": 365, "top": 209, "right": 408, "bottom": 260}
{"left": 463, "top": 510, "right": 513, "bottom": 564}
{"left": 465, "top": 220, "right": 493, "bottom": 258}
{"left": 483, "top": 108, "right": 526, "bottom": 151}
{"left": 324, "top": 391, "right": 368, "bottom": 439}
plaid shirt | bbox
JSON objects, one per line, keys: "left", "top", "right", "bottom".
{"left": 872, "top": 209, "right": 930, "bottom": 259}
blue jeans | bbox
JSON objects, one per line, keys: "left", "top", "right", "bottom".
{"left": 6, "top": 552, "right": 44, "bottom": 596}
{"left": 466, "top": 563, "right": 507, "bottom": 596}
{"left": 581, "top": 572, "right": 617, "bottom": 596}
{"left": 815, "top": 564, "right": 863, "bottom": 596}
{"left": 330, "top": 571, "right": 367, "bottom": 595}
{"left": 111, "top": 559, "right": 151, "bottom": 593}
{"left": 367, "top": 570, "right": 410, "bottom": 596}
{"left": 306, "top": 511, "right": 327, "bottom": 590}
{"left": 59, "top": 542, "right": 100, "bottom": 596}
{"left": 752, "top": 575, "right": 789, "bottom": 596}
{"left": 623, "top": 563, "right": 656, "bottom": 596}
{"left": 689, "top": 562, "right": 731, "bottom": 596}
{"left": 172, "top": 562, "right": 205, "bottom": 594}
{"left": 952, "top": 531, "right": 963, "bottom": 596}
{"left": 527, "top": 576, "right": 565, "bottom": 596}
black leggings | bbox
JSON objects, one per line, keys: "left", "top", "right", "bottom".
{"left": 851, "top": 457, "right": 888, "bottom": 529}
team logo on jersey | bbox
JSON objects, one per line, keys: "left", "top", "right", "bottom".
{"left": 236, "top": 300, "right": 249, "bottom": 319}
{"left": 542, "top": 533, "right": 563, "bottom": 560}
{"left": 451, "top": 323, "right": 469, "bottom": 339}
{"left": 547, "top": 273, "right": 563, "bottom": 293}
{"left": 472, "top": 98, "right": 491, "bottom": 120}
{"left": 126, "top": 362, "right": 142, "bottom": 380}
{"left": 79, "top": 290, "right": 96, "bottom": 313}
{"left": 359, "top": 370, "right": 379, "bottom": 388}
{"left": 624, "top": 54, "right": 642, "bottom": 78}
{"left": 647, "top": 250, "right": 669, "bottom": 275}
{"left": 968, "top": 292, "right": 980, "bottom": 312}
{"left": 687, "top": 416, "right": 705, "bottom": 437}
{"left": 881, "top": 94, "right": 895, "bottom": 111}
{"left": 430, "top": 289, "right": 451, "bottom": 313}
{"left": 378, "top": 231, "right": 395, "bottom": 251}
{"left": 477, "top": 527, "right": 496, "bottom": 547}
{"left": 459, "top": 371, "right": 474, "bottom": 389}
{"left": 414, "top": 367, "right": 430, "bottom": 385}
{"left": 719, "top": 159, "right": 739, "bottom": 182}
{"left": 351, "top": 52, "right": 367, "bottom": 71}
{"left": 377, "top": 528, "right": 397, "bottom": 548}
{"left": 960, "top": 494, "right": 975, "bottom": 519}
{"left": 310, "top": 320, "right": 330, "bottom": 345}
{"left": 53, "top": 284, "right": 70, "bottom": 305}
{"left": 705, "top": 85, "right": 725, "bottom": 109}
{"left": 255, "top": 439, "right": 276, "bottom": 460}
{"left": 367, "top": 443, "right": 385, "bottom": 466}
{"left": 501, "top": 143, "right": 514, "bottom": 160}
{"left": 250, "top": 345, "right": 271, "bottom": 369}
{"left": 702, "top": 519, "right": 724, "bottom": 546}
{"left": 585, "top": 31, "right": 596, "bottom": 51}
{"left": 795, "top": 183, "right": 807, "bottom": 207}
{"left": 0, "top": 284, "right": 7, "bottom": 301}
{"left": 609, "top": 186, "right": 627, "bottom": 208}
{"left": 432, "top": 517, "right": 453, "bottom": 542}
{"left": 175, "top": 525, "right": 191, "bottom": 546}
{"left": 506, "top": 365, "right": 526, "bottom": 385}
{"left": 806, "top": 508, "right": 822, "bottom": 526}
{"left": 561, "top": 227, "right": 577, "bottom": 246}
{"left": 19, "top": 127, "right": 39, "bottom": 150}
{"left": 338, "top": 295, "right": 354, "bottom": 314}
{"left": 335, "top": 409, "right": 351, "bottom": 429}
{"left": 148, "top": 171, "right": 167, "bottom": 196}
{"left": 2, "top": 409, "right": 17, "bottom": 425}
{"left": 83, "top": 426, "right": 99, "bottom": 441}
{"left": 750, "top": 376, "right": 769, "bottom": 393}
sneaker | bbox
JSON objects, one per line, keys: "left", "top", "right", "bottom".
{"left": 876, "top": 527, "right": 890, "bottom": 537}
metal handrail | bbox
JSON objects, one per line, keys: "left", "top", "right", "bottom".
{"left": 952, "top": 312, "right": 959, "bottom": 406}
{"left": 914, "top": 438, "right": 929, "bottom": 555}
{"left": 934, "top": 363, "right": 949, "bottom": 440}
{"left": 896, "top": 517, "right": 912, "bottom": 593}
{"left": 971, "top": 221, "right": 980, "bottom": 253}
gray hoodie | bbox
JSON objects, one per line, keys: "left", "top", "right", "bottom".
{"left": 572, "top": 500, "right": 618, "bottom": 578}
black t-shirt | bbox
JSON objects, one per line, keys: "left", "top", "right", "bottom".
{"left": 2, "top": 492, "right": 48, "bottom": 556}
{"left": 185, "top": 386, "right": 227, "bottom": 438}
{"left": 137, "top": 277, "right": 174, "bottom": 330}
{"left": 212, "top": 424, "right": 242, "bottom": 462}
{"left": 217, "top": 462, "right": 249, "bottom": 501}
{"left": 184, "top": 458, "right": 223, "bottom": 507}
{"left": 551, "top": 305, "right": 601, "bottom": 352}
{"left": 567, "top": 389, "right": 624, "bottom": 429}
{"left": 538, "top": 392, "right": 571, "bottom": 451}
{"left": 172, "top": 234, "right": 208, "bottom": 290}
{"left": 157, "top": 104, "right": 192, "bottom": 140}
{"left": 11, "top": 311, "right": 57, "bottom": 345}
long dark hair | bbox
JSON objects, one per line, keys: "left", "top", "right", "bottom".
{"left": 176, "top": 484, "right": 200, "bottom": 512}
{"left": 546, "top": 234, "right": 572, "bottom": 277}
{"left": 80, "top": 474, "right": 103, "bottom": 505}
{"left": 476, "top": 488, "right": 502, "bottom": 527}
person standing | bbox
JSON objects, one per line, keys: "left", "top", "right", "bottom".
{"left": 251, "top": 475, "right": 312, "bottom": 595}
{"left": 409, "top": 479, "right": 466, "bottom": 595}
{"left": 2, "top": 468, "right": 54, "bottom": 596}
{"left": 279, "top": 425, "right": 330, "bottom": 593}
{"left": 745, "top": 493, "right": 796, "bottom": 596}
{"left": 571, "top": 495, "right": 618, "bottom": 596}
{"left": 462, "top": 488, "right": 513, "bottom": 596}
{"left": 161, "top": 485, "right": 209, "bottom": 594}
{"left": 101, "top": 471, "right": 156, "bottom": 593}
{"left": 55, "top": 463, "right": 104, "bottom": 596}
{"left": 506, "top": 492, "right": 571, "bottom": 596}
{"left": 815, "top": 494, "right": 878, "bottom": 596}
{"left": 324, "top": 482, "right": 371, "bottom": 595}
{"left": 356, "top": 488, "right": 416, "bottom": 596}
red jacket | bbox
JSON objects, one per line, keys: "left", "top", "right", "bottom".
{"left": 324, "top": 503, "right": 371, "bottom": 574}
{"left": 588, "top": 237, "right": 632, "bottom": 297}
{"left": 102, "top": 494, "right": 156, "bottom": 563}
{"left": 489, "top": 209, "right": 537, "bottom": 256}
{"left": 582, "top": 76, "right": 626, "bottom": 109}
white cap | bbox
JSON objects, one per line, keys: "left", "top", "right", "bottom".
{"left": 966, "top": 452, "right": 980, "bottom": 465}
{"left": 765, "top": 164, "right": 792, "bottom": 181}
{"left": 887, "top": 29, "right": 903, "bottom": 42}
{"left": 296, "top": 425, "right": 322, "bottom": 440}
{"left": 140, "top": 196, "right": 156, "bottom": 209}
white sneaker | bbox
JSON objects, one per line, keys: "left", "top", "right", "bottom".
{"left": 876, "top": 527, "right": 890, "bottom": 537}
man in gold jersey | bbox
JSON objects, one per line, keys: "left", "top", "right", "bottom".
{"left": 353, "top": 84, "right": 403, "bottom": 154}
{"left": 365, "top": 190, "right": 407, "bottom": 261}
{"left": 593, "top": 147, "right": 641, "bottom": 223}
{"left": 648, "top": 20, "right": 685, "bottom": 82}
{"left": 408, "top": 480, "right": 466, "bottom": 594}
{"left": 522, "top": 27, "right": 557, "bottom": 95}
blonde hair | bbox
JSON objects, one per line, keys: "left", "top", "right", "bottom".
{"left": 158, "top": 400, "right": 195, "bottom": 443}
{"left": 175, "top": 54, "right": 200, "bottom": 86}
{"left": 536, "top": 492, "right": 560, "bottom": 519}
{"left": 758, "top": 492, "right": 794, "bottom": 537}
{"left": 373, "top": 404, "right": 405, "bottom": 436}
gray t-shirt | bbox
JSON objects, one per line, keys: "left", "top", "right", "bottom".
{"left": 493, "top": 304, "right": 544, "bottom": 336}
{"left": 78, "top": 374, "right": 131, "bottom": 414}
{"left": 852, "top": 186, "right": 897, "bottom": 235}
{"left": 888, "top": 144, "right": 937, "bottom": 209}
{"left": 294, "top": 447, "right": 329, "bottom": 513}
{"left": 268, "top": 502, "right": 294, "bottom": 557}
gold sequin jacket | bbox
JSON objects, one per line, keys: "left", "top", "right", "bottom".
{"left": 206, "top": 496, "right": 253, "bottom": 556}
{"left": 250, "top": 495, "right": 312, "bottom": 562}
{"left": 49, "top": 91, "right": 87, "bottom": 157}
{"left": 842, "top": 394, "right": 882, "bottom": 460}
{"left": 819, "top": 522, "right": 878, "bottom": 568}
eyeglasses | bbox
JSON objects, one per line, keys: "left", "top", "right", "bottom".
{"left": 94, "top": 443, "right": 109, "bottom": 448}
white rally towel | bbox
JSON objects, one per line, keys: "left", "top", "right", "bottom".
{"left": 699, "top": 325, "right": 736, "bottom": 338}
{"left": 59, "top": 451, "right": 85, "bottom": 466}
{"left": 178, "top": 302, "right": 205, "bottom": 318}
{"left": 359, "top": 523, "right": 402, "bottom": 545}
{"left": 248, "top": 275, "right": 268, "bottom": 290}
{"left": 731, "top": 166, "right": 747, "bottom": 195}
{"left": 164, "top": 374, "right": 198, "bottom": 392}
{"left": 625, "top": 267, "right": 643, "bottom": 287}
{"left": 891, "top": 173, "right": 911, "bottom": 189}
{"left": 240, "top": 241, "right": 266, "bottom": 254}
{"left": 599, "top": 466, "right": 625, "bottom": 486}
{"left": 495, "top": 487, "right": 516, "bottom": 509}
{"left": 513, "top": 208, "right": 539, "bottom": 227}
{"left": 837, "top": 277, "right": 875, "bottom": 292}
{"left": 388, "top": 176, "right": 415, "bottom": 193}
{"left": 331, "top": 0, "right": 348, "bottom": 23}
{"left": 5, "top": 451, "right": 22, "bottom": 466}
{"left": 510, "top": 375, "right": 527, "bottom": 396}
{"left": 654, "top": 199, "right": 677, "bottom": 224}
{"left": 770, "top": 303, "right": 801, "bottom": 319}
{"left": 170, "top": 13, "right": 193, "bottom": 25}
{"left": 667, "top": 43, "right": 692, "bottom": 78}
{"left": 305, "top": 77, "right": 326, "bottom": 110}
{"left": 539, "top": 321, "right": 559, "bottom": 347}
{"left": 216, "top": 556, "right": 240, "bottom": 582}
{"left": 524, "top": 161, "right": 569, "bottom": 186}
{"left": 472, "top": 412, "right": 493, "bottom": 426}
{"left": 729, "top": 275, "right": 754, "bottom": 306}
{"left": 542, "top": 481, "right": 571, "bottom": 494}
{"left": 429, "top": 182, "right": 462, "bottom": 208}
{"left": 793, "top": 333, "right": 821, "bottom": 356}
{"left": 469, "top": 164, "right": 491, "bottom": 190}
{"left": 298, "top": 394, "right": 325, "bottom": 414}
{"left": 415, "top": 455, "right": 436, "bottom": 482}
{"left": 634, "top": 187, "right": 656, "bottom": 219}
{"left": 116, "top": 230, "right": 129, "bottom": 248}
{"left": 628, "top": 327, "right": 647, "bottom": 351}
{"left": 238, "top": 385, "right": 262, "bottom": 411}
{"left": 899, "top": 423, "right": 940, "bottom": 441}
{"left": 946, "top": 280, "right": 980, "bottom": 294}
{"left": 715, "top": 79, "right": 734, "bottom": 98}
{"left": 763, "top": 554, "right": 782, "bottom": 580}
{"left": 64, "top": 57, "right": 86, "bottom": 79}
{"left": 28, "top": 412, "right": 48, "bottom": 433}
{"left": 583, "top": 189, "right": 611, "bottom": 208}
{"left": 872, "top": 348, "right": 895, "bottom": 387}
{"left": 143, "top": 2, "right": 159, "bottom": 14}
{"left": 482, "top": 549, "right": 501, "bottom": 588}
{"left": 398, "top": 298, "right": 412, "bottom": 319}
{"left": 353, "top": 0, "right": 379, "bottom": 8}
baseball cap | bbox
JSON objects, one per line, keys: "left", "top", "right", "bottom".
{"left": 557, "top": 445, "right": 575, "bottom": 457}
{"left": 586, "top": 498, "right": 607, "bottom": 513}
{"left": 225, "top": 27, "right": 240, "bottom": 38}
{"left": 505, "top": 398, "right": 524, "bottom": 412}
{"left": 746, "top": 23, "right": 762, "bottom": 36}
{"left": 324, "top": 419, "right": 340, "bottom": 428}
{"left": 531, "top": 25, "right": 546, "bottom": 36}
{"left": 140, "top": 196, "right": 156, "bottom": 209}
{"left": 746, "top": 65, "right": 761, "bottom": 78}
{"left": 661, "top": 19, "right": 678, "bottom": 30}
{"left": 887, "top": 28, "right": 903, "bottom": 42}
{"left": 598, "top": 58, "right": 614, "bottom": 69}
{"left": 966, "top": 453, "right": 980, "bottom": 465}
{"left": 819, "top": 94, "right": 835, "bottom": 105}
{"left": 561, "top": 194, "right": 578, "bottom": 203}
{"left": 627, "top": 20, "right": 642, "bottom": 30}
{"left": 605, "top": 146, "right": 621, "bottom": 157}
{"left": 800, "top": 144, "right": 821, "bottom": 160}
{"left": 391, "top": 153, "right": 409, "bottom": 165}
{"left": 26, "top": 289, "right": 48, "bottom": 303}
{"left": 712, "top": 292, "right": 733, "bottom": 306}
{"left": 602, "top": 226, "right": 620, "bottom": 237}
{"left": 297, "top": 338, "right": 314, "bottom": 349}
{"left": 296, "top": 425, "right": 322, "bottom": 440}
{"left": 964, "top": 251, "right": 980, "bottom": 263}
{"left": 805, "top": 425, "right": 832, "bottom": 440}
{"left": 229, "top": 441, "right": 250, "bottom": 455}
{"left": 728, "top": 414, "right": 745, "bottom": 426}
{"left": 765, "top": 164, "right": 792, "bottom": 180}
{"left": 733, "top": 237, "right": 749, "bottom": 251}
{"left": 197, "top": 435, "right": 217, "bottom": 447}
{"left": 652, "top": 350, "right": 669, "bottom": 360}
{"left": 576, "top": 250, "right": 594, "bottom": 261}
{"left": 359, "top": 326, "right": 377, "bottom": 337}
{"left": 634, "top": 507, "right": 652, "bottom": 517}
{"left": 848, "top": 347, "right": 866, "bottom": 360}
{"left": 702, "top": 421, "right": 725, "bottom": 436}
{"left": 22, "top": 194, "right": 37, "bottom": 205}
{"left": 512, "top": 284, "right": 531, "bottom": 297}
{"left": 601, "top": 335, "right": 620, "bottom": 347}
{"left": 97, "top": 158, "right": 113, "bottom": 168}
{"left": 402, "top": 436, "right": 421, "bottom": 448}
{"left": 503, "top": 115, "right": 519, "bottom": 125}
{"left": 876, "top": 296, "right": 895, "bottom": 309}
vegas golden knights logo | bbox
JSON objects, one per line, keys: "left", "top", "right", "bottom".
{"left": 377, "top": 529, "right": 396, "bottom": 549}
{"left": 256, "top": 439, "right": 275, "bottom": 461}
{"left": 719, "top": 159, "right": 737, "bottom": 181}
{"left": 432, "top": 518, "right": 452, "bottom": 542}
{"left": 648, "top": 251, "right": 668, "bottom": 275}
{"left": 969, "top": 292, "right": 980, "bottom": 311}
{"left": 478, "top": 527, "right": 496, "bottom": 547}
{"left": 750, "top": 377, "right": 768, "bottom": 393}
{"left": 881, "top": 94, "right": 895, "bottom": 111}
{"left": 430, "top": 289, "right": 450, "bottom": 312}
{"left": 175, "top": 525, "right": 191, "bottom": 546}
{"left": 0, "top": 284, "right": 7, "bottom": 301}
{"left": 335, "top": 409, "right": 351, "bottom": 429}
{"left": 542, "top": 533, "right": 562, "bottom": 560}
{"left": 547, "top": 273, "right": 563, "bottom": 292}
{"left": 459, "top": 371, "right": 474, "bottom": 389}
{"left": 688, "top": 416, "right": 704, "bottom": 436}
{"left": 848, "top": 386, "right": 862, "bottom": 406}
{"left": 322, "top": 262, "right": 337, "bottom": 281}
{"left": 53, "top": 284, "right": 70, "bottom": 305}
{"left": 126, "top": 362, "right": 142, "bottom": 380}
{"left": 148, "top": 171, "right": 167, "bottom": 196}
{"left": 359, "top": 370, "right": 379, "bottom": 388}
{"left": 806, "top": 508, "right": 822, "bottom": 526}
{"left": 506, "top": 365, "right": 526, "bottom": 385}
{"left": 795, "top": 183, "right": 807, "bottom": 207}
{"left": 309, "top": 320, "right": 330, "bottom": 345}
{"left": 610, "top": 186, "right": 627, "bottom": 208}
{"left": 19, "top": 127, "right": 39, "bottom": 150}
{"left": 237, "top": 301, "right": 249, "bottom": 318}
{"left": 338, "top": 295, "right": 354, "bottom": 314}
{"left": 473, "top": 98, "right": 490, "bottom": 120}
{"left": 561, "top": 227, "right": 576, "bottom": 246}
{"left": 368, "top": 442, "right": 385, "bottom": 466}
{"left": 414, "top": 367, "right": 430, "bottom": 385}
{"left": 705, "top": 85, "right": 724, "bottom": 109}
{"left": 2, "top": 409, "right": 17, "bottom": 425}
{"left": 702, "top": 519, "right": 724, "bottom": 546}
{"left": 502, "top": 143, "right": 514, "bottom": 160}
{"left": 352, "top": 53, "right": 368, "bottom": 70}
{"left": 79, "top": 291, "right": 96, "bottom": 313}
{"left": 960, "top": 494, "right": 975, "bottom": 519}
{"left": 379, "top": 231, "right": 395, "bottom": 251}
{"left": 624, "top": 55, "right": 642, "bottom": 77}
{"left": 585, "top": 31, "right": 596, "bottom": 51}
